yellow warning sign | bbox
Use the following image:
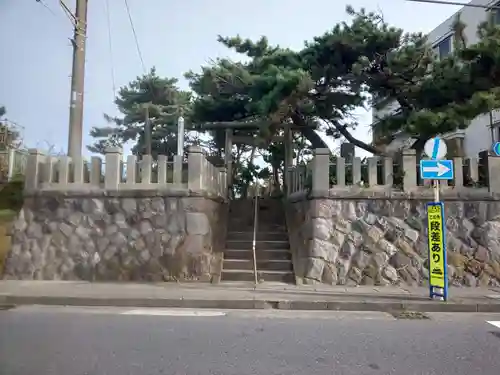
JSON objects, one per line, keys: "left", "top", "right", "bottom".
{"left": 427, "top": 203, "right": 445, "bottom": 288}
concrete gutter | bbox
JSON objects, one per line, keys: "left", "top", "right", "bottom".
{"left": 2, "top": 281, "right": 499, "bottom": 313}
{"left": 2, "top": 294, "right": 500, "bottom": 313}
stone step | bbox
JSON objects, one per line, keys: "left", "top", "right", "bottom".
{"left": 224, "top": 249, "right": 292, "bottom": 261}
{"left": 228, "top": 210, "right": 285, "bottom": 218}
{"left": 225, "top": 240, "right": 290, "bottom": 250}
{"left": 226, "top": 231, "right": 288, "bottom": 241}
{"left": 228, "top": 224, "right": 287, "bottom": 232}
{"left": 223, "top": 259, "right": 293, "bottom": 271}
{"left": 221, "top": 269, "right": 295, "bottom": 283}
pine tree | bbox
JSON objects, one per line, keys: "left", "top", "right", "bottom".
{"left": 188, "top": 6, "right": 500, "bottom": 155}
{"left": 88, "top": 68, "right": 193, "bottom": 159}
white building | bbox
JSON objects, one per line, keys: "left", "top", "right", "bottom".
{"left": 373, "top": 0, "right": 500, "bottom": 157}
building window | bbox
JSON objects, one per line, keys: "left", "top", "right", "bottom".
{"left": 433, "top": 35, "right": 452, "bottom": 59}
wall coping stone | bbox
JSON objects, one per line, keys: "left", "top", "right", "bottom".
{"left": 24, "top": 188, "right": 227, "bottom": 202}
{"left": 287, "top": 188, "right": 500, "bottom": 203}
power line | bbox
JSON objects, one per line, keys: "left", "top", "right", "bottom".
{"left": 405, "top": 0, "right": 500, "bottom": 10}
{"left": 35, "top": 0, "right": 75, "bottom": 26}
{"left": 58, "top": 0, "right": 77, "bottom": 26}
{"left": 121, "top": 0, "right": 186, "bottom": 156}
{"left": 123, "top": 0, "right": 147, "bottom": 74}
{"left": 104, "top": 0, "right": 117, "bottom": 99}
{"left": 36, "top": 0, "right": 57, "bottom": 17}
{"left": 122, "top": 0, "right": 155, "bottom": 156}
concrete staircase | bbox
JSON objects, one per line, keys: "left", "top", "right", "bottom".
{"left": 222, "top": 199, "right": 295, "bottom": 283}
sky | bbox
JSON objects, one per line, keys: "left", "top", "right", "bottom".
{"left": 0, "top": 0, "right": 462, "bottom": 157}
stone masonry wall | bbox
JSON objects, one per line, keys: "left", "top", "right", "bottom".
{"left": 286, "top": 190, "right": 500, "bottom": 287}
{"left": 3, "top": 191, "right": 228, "bottom": 282}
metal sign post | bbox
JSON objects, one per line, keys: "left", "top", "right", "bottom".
{"left": 420, "top": 137, "right": 453, "bottom": 301}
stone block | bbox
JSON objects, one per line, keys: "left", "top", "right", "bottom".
{"left": 305, "top": 257, "right": 325, "bottom": 281}
{"left": 309, "top": 239, "right": 339, "bottom": 263}
{"left": 293, "top": 193, "right": 500, "bottom": 287}
{"left": 4, "top": 194, "right": 226, "bottom": 282}
{"left": 382, "top": 265, "right": 398, "bottom": 283}
{"left": 186, "top": 212, "right": 210, "bottom": 235}
{"left": 312, "top": 217, "right": 332, "bottom": 241}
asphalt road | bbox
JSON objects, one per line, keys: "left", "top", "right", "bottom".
{"left": 1, "top": 306, "right": 500, "bottom": 375}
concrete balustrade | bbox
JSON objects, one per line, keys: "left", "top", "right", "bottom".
{"left": 288, "top": 148, "right": 500, "bottom": 194}
{"left": 24, "top": 146, "right": 228, "bottom": 198}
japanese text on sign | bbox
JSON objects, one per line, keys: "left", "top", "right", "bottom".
{"left": 427, "top": 204, "right": 445, "bottom": 288}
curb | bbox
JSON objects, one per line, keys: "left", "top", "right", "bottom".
{"left": 3, "top": 295, "right": 500, "bottom": 313}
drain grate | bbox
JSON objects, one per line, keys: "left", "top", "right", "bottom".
{"left": 390, "top": 311, "right": 430, "bottom": 320}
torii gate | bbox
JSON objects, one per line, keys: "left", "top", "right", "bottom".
{"left": 199, "top": 120, "right": 295, "bottom": 195}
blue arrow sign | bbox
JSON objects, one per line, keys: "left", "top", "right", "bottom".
{"left": 420, "top": 160, "right": 454, "bottom": 180}
{"left": 493, "top": 142, "right": 500, "bottom": 156}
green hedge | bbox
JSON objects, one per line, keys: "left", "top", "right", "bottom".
{"left": 0, "top": 176, "right": 24, "bottom": 213}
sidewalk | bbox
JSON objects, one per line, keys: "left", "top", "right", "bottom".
{"left": 1, "top": 280, "right": 500, "bottom": 313}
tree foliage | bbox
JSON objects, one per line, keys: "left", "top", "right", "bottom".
{"left": 90, "top": 5, "right": 500, "bottom": 195}
{"left": 186, "top": 6, "right": 500, "bottom": 155}
{"left": 185, "top": 6, "right": 407, "bottom": 154}
{"left": 369, "top": 10, "right": 500, "bottom": 147}
{"left": 88, "top": 68, "right": 194, "bottom": 158}
{"left": 0, "top": 106, "right": 21, "bottom": 151}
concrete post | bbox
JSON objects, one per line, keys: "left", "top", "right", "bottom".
{"left": 177, "top": 116, "right": 185, "bottom": 156}
{"left": 58, "top": 156, "right": 71, "bottom": 185}
{"left": 453, "top": 157, "right": 464, "bottom": 189}
{"left": 42, "top": 156, "right": 57, "bottom": 184}
{"left": 480, "top": 150, "right": 500, "bottom": 193}
{"left": 335, "top": 157, "right": 346, "bottom": 187}
{"left": 188, "top": 146, "right": 204, "bottom": 191}
{"left": 141, "top": 154, "right": 153, "bottom": 185}
{"left": 173, "top": 155, "right": 183, "bottom": 185}
{"left": 89, "top": 156, "right": 102, "bottom": 186}
{"left": 311, "top": 148, "right": 330, "bottom": 192}
{"left": 382, "top": 157, "right": 393, "bottom": 186}
{"left": 367, "top": 157, "right": 378, "bottom": 187}
{"left": 158, "top": 155, "right": 168, "bottom": 184}
{"left": 73, "top": 156, "right": 84, "bottom": 184}
{"left": 105, "top": 147, "right": 122, "bottom": 190}
{"left": 126, "top": 155, "right": 137, "bottom": 186}
{"left": 24, "top": 149, "right": 45, "bottom": 191}
{"left": 402, "top": 149, "right": 417, "bottom": 191}
{"left": 7, "top": 149, "right": 15, "bottom": 181}
{"left": 352, "top": 157, "right": 362, "bottom": 185}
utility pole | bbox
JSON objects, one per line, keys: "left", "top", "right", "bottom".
{"left": 67, "top": 0, "right": 88, "bottom": 158}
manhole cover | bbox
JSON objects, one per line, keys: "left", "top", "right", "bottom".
{"left": 390, "top": 311, "right": 430, "bottom": 320}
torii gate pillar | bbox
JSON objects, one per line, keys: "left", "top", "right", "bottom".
{"left": 284, "top": 126, "right": 294, "bottom": 194}
{"left": 224, "top": 128, "right": 233, "bottom": 189}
